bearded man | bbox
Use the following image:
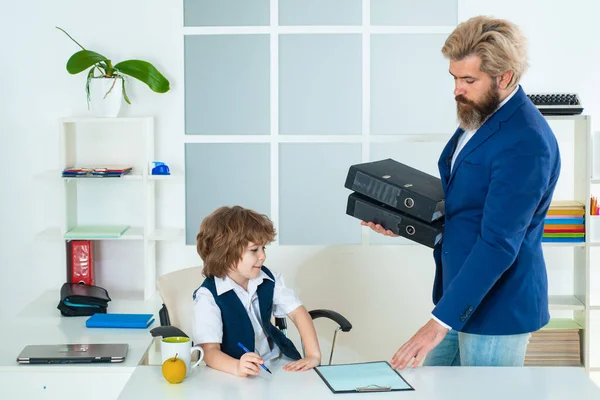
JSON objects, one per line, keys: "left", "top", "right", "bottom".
{"left": 366, "top": 16, "right": 562, "bottom": 368}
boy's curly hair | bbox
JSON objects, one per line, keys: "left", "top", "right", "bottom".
{"left": 196, "top": 206, "right": 276, "bottom": 278}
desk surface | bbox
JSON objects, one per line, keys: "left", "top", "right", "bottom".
{"left": 118, "top": 363, "right": 600, "bottom": 400}
{"left": 0, "top": 290, "right": 160, "bottom": 372}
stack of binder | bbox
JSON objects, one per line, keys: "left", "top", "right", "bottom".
{"left": 344, "top": 159, "right": 445, "bottom": 248}
{"left": 525, "top": 318, "right": 582, "bottom": 366}
{"left": 543, "top": 201, "right": 585, "bottom": 243}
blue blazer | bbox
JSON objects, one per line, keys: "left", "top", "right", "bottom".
{"left": 432, "top": 86, "right": 561, "bottom": 334}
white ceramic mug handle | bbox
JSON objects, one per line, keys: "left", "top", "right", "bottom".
{"left": 190, "top": 345, "right": 204, "bottom": 369}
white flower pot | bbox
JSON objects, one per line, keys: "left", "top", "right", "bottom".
{"left": 89, "top": 77, "right": 123, "bottom": 118}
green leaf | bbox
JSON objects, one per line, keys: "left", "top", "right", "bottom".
{"left": 113, "top": 60, "right": 170, "bottom": 93}
{"left": 67, "top": 50, "right": 109, "bottom": 74}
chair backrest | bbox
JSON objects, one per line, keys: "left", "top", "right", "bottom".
{"left": 156, "top": 266, "right": 203, "bottom": 339}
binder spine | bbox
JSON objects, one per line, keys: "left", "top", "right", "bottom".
{"left": 347, "top": 193, "right": 443, "bottom": 248}
{"left": 351, "top": 171, "right": 402, "bottom": 209}
{"left": 68, "top": 240, "right": 95, "bottom": 285}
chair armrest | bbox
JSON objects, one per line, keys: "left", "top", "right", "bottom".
{"left": 150, "top": 325, "right": 189, "bottom": 338}
{"left": 275, "top": 316, "right": 288, "bottom": 331}
{"left": 308, "top": 309, "right": 352, "bottom": 332}
{"left": 158, "top": 304, "right": 171, "bottom": 326}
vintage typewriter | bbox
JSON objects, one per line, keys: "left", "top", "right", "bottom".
{"left": 527, "top": 93, "right": 583, "bottom": 116}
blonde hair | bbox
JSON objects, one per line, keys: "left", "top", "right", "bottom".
{"left": 442, "top": 16, "right": 528, "bottom": 90}
{"left": 196, "top": 206, "right": 276, "bottom": 278}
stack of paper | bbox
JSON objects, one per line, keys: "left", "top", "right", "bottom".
{"left": 62, "top": 166, "right": 133, "bottom": 178}
{"left": 525, "top": 318, "right": 582, "bottom": 366}
{"left": 542, "top": 201, "right": 585, "bottom": 243}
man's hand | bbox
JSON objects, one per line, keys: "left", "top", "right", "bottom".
{"left": 283, "top": 355, "right": 320, "bottom": 372}
{"left": 236, "top": 352, "right": 264, "bottom": 377}
{"left": 361, "top": 221, "right": 399, "bottom": 237}
{"left": 391, "top": 319, "right": 448, "bottom": 369}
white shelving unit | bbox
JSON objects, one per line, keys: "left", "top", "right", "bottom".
{"left": 541, "top": 115, "right": 594, "bottom": 372}
{"left": 45, "top": 117, "right": 184, "bottom": 300}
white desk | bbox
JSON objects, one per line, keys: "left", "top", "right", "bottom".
{"left": 118, "top": 363, "right": 600, "bottom": 400}
{"left": 0, "top": 290, "right": 161, "bottom": 400}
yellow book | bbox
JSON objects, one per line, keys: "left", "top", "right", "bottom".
{"left": 547, "top": 209, "right": 585, "bottom": 215}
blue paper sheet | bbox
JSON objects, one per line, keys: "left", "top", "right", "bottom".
{"left": 315, "top": 361, "right": 413, "bottom": 393}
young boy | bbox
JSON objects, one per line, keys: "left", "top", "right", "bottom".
{"left": 192, "top": 206, "right": 321, "bottom": 377}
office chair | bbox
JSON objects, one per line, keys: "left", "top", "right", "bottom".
{"left": 150, "top": 266, "right": 352, "bottom": 365}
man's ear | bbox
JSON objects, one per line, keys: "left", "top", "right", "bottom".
{"left": 497, "top": 70, "right": 514, "bottom": 90}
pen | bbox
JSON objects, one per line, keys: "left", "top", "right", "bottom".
{"left": 237, "top": 342, "right": 272, "bottom": 374}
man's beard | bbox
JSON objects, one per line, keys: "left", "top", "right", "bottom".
{"left": 455, "top": 81, "right": 500, "bottom": 131}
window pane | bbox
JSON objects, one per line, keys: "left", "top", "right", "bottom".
{"left": 279, "top": 143, "right": 362, "bottom": 244}
{"left": 184, "top": 0, "right": 270, "bottom": 26}
{"left": 279, "top": 34, "right": 362, "bottom": 135}
{"left": 371, "top": 34, "right": 456, "bottom": 135}
{"left": 279, "top": 0, "right": 362, "bottom": 26}
{"left": 185, "top": 35, "right": 270, "bottom": 135}
{"left": 371, "top": 0, "right": 457, "bottom": 26}
{"left": 185, "top": 143, "right": 271, "bottom": 245}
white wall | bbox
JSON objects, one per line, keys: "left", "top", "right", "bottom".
{"left": 2, "top": 0, "right": 600, "bottom": 364}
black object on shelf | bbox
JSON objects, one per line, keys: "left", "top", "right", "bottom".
{"left": 527, "top": 93, "right": 583, "bottom": 116}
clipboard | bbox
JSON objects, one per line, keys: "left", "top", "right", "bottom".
{"left": 314, "top": 361, "right": 414, "bottom": 394}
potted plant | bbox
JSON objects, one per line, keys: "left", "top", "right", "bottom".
{"left": 56, "top": 26, "right": 170, "bottom": 117}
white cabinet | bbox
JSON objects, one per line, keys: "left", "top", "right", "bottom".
{"left": 542, "top": 115, "right": 597, "bottom": 372}
{"left": 41, "top": 117, "right": 183, "bottom": 300}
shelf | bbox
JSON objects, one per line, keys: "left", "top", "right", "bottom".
{"left": 592, "top": 178, "right": 600, "bottom": 184}
{"left": 148, "top": 171, "right": 184, "bottom": 181}
{"left": 34, "top": 170, "right": 144, "bottom": 181}
{"left": 548, "top": 295, "right": 585, "bottom": 311}
{"left": 590, "top": 306, "right": 600, "bottom": 311}
{"left": 36, "top": 227, "right": 144, "bottom": 240}
{"left": 35, "top": 170, "right": 184, "bottom": 181}
{"left": 61, "top": 116, "right": 153, "bottom": 124}
{"left": 544, "top": 115, "right": 589, "bottom": 121}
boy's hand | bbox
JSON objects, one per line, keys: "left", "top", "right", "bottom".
{"left": 283, "top": 355, "right": 320, "bottom": 372}
{"left": 236, "top": 352, "right": 264, "bottom": 377}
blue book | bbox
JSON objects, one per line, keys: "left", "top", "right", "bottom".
{"left": 542, "top": 237, "right": 585, "bottom": 243}
{"left": 86, "top": 313, "right": 155, "bottom": 329}
{"left": 543, "top": 218, "right": 585, "bottom": 224}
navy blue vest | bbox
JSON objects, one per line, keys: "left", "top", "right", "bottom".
{"left": 197, "top": 266, "right": 301, "bottom": 360}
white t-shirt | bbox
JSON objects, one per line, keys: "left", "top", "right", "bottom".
{"left": 192, "top": 269, "right": 302, "bottom": 362}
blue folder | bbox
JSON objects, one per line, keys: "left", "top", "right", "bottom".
{"left": 86, "top": 313, "right": 155, "bottom": 329}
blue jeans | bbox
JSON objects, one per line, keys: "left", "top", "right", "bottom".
{"left": 423, "top": 329, "right": 531, "bottom": 366}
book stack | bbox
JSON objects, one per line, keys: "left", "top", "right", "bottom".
{"left": 62, "top": 166, "right": 133, "bottom": 178}
{"left": 542, "top": 201, "right": 585, "bottom": 243}
{"left": 525, "top": 318, "right": 582, "bottom": 366}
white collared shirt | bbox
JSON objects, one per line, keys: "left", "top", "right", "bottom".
{"left": 451, "top": 86, "right": 519, "bottom": 172}
{"left": 192, "top": 269, "right": 302, "bottom": 362}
